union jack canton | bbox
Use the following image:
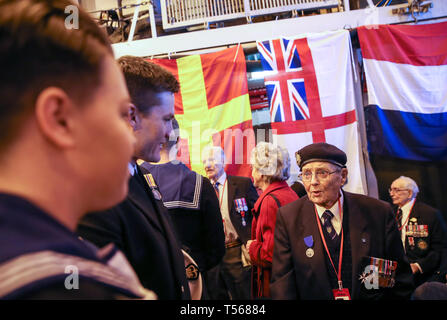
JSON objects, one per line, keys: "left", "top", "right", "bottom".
{"left": 257, "top": 38, "right": 310, "bottom": 123}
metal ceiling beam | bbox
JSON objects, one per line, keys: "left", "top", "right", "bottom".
{"left": 113, "top": 2, "right": 447, "bottom": 58}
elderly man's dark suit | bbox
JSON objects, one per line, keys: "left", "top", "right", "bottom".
{"left": 206, "top": 174, "right": 258, "bottom": 300}
{"left": 271, "top": 191, "right": 414, "bottom": 300}
{"left": 401, "top": 201, "right": 447, "bottom": 286}
{"left": 77, "top": 165, "right": 190, "bottom": 300}
{"left": 226, "top": 175, "right": 258, "bottom": 244}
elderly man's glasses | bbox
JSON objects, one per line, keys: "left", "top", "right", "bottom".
{"left": 388, "top": 188, "right": 409, "bottom": 194}
{"left": 300, "top": 169, "right": 339, "bottom": 181}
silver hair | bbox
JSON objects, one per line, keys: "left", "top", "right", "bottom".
{"left": 251, "top": 142, "right": 290, "bottom": 183}
{"left": 395, "top": 175, "right": 419, "bottom": 198}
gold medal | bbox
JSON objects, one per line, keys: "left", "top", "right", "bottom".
{"left": 417, "top": 239, "right": 428, "bottom": 250}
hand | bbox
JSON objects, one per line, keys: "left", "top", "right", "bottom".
{"left": 246, "top": 240, "right": 253, "bottom": 252}
{"left": 410, "top": 263, "right": 420, "bottom": 274}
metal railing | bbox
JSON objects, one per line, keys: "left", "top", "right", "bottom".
{"left": 160, "top": 0, "right": 340, "bottom": 30}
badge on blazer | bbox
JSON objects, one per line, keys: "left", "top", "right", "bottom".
{"left": 417, "top": 239, "right": 428, "bottom": 251}
{"left": 304, "top": 235, "right": 314, "bottom": 258}
{"left": 234, "top": 198, "right": 248, "bottom": 227}
{"left": 143, "top": 173, "right": 163, "bottom": 200}
{"left": 143, "top": 173, "right": 158, "bottom": 188}
{"left": 185, "top": 263, "right": 200, "bottom": 280}
{"left": 152, "top": 189, "right": 162, "bottom": 201}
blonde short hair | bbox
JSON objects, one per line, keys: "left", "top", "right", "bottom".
{"left": 251, "top": 142, "right": 290, "bottom": 183}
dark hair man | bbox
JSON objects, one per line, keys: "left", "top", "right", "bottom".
{"left": 77, "top": 56, "right": 191, "bottom": 300}
{"left": 0, "top": 0, "right": 152, "bottom": 299}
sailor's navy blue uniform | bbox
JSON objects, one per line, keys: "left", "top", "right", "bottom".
{"left": 0, "top": 193, "right": 154, "bottom": 299}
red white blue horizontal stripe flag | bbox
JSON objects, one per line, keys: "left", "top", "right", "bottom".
{"left": 358, "top": 22, "right": 447, "bottom": 161}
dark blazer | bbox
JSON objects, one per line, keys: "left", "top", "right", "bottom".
{"left": 77, "top": 166, "right": 191, "bottom": 300}
{"left": 290, "top": 181, "right": 307, "bottom": 198}
{"left": 226, "top": 175, "right": 259, "bottom": 244}
{"left": 271, "top": 191, "right": 414, "bottom": 300}
{"left": 402, "top": 201, "right": 447, "bottom": 284}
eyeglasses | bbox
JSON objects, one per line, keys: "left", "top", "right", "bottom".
{"left": 388, "top": 188, "right": 409, "bottom": 194}
{"left": 299, "top": 169, "right": 339, "bottom": 181}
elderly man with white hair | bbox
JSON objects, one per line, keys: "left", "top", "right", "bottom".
{"left": 247, "top": 142, "right": 298, "bottom": 298}
{"left": 201, "top": 145, "right": 258, "bottom": 300}
{"left": 390, "top": 176, "right": 447, "bottom": 286}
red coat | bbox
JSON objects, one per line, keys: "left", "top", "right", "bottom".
{"left": 249, "top": 181, "right": 299, "bottom": 298}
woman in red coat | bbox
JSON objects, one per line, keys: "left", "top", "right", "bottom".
{"left": 246, "top": 142, "right": 299, "bottom": 299}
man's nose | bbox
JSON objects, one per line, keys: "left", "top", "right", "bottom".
{"left": 310, "top": 173, "right": 320, "bottom": 184}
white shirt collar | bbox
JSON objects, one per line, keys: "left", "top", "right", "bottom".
{"left": 314, "top": 191, "right": 344, "bottom": 235}
{"left": 215, "top": 172, "right": 227, "bottom": 186}
{"left": 400, "top": 198, "right": 415, "bottom": 214}
{"left": 128, "top": 163, "right": 137, "bottom": 176}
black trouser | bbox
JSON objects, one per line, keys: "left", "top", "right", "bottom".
{"left": 204, "top": 245, "right": 251, "bottom": 300}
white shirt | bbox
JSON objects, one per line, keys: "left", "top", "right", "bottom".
{"left": 214, "top": 172, "right": 238, "bottom": 243}
{"left": 315, "top": 191, "right": 344, "bottom": 236}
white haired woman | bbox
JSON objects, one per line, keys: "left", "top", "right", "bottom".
{"left": 246, "top": 142, "right": 299, "bottom": 299}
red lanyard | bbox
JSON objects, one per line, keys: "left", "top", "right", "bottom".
{"left": 398, "top": 201, "right": 415, "bottom": 231}
{"left": 314, "top": 199, "right": 344, "bottom": 290}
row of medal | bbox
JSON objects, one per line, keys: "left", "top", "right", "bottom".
{"left": 405, "top": 223, "right": 429, "bottom": 238}
{"left": 234, "top": 198, "right": 249, "bottom": 227}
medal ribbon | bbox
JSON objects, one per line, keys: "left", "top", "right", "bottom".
{"left": 315, "top": 199, "right": 344, "bottom": 290}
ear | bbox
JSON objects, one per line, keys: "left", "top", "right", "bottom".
{"left": 340, "top": 167, "right": 348, "bottom": 185}
{"left": 34, "top": 87, "right": 77, "bottom": 148}
{"left": 128, "top": 104, "right": 140, "bottom": 131}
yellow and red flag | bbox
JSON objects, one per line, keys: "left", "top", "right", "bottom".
{"left": 150, "top": 46, "right": 255, "bottom": 178}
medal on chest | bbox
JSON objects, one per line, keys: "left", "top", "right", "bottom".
{"left": 234, "top": 198, "right": 248, "bottom": 227}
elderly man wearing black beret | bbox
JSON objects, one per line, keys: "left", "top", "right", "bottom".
{"left": 270, "top": 142, "right": 414, "bottom": 300}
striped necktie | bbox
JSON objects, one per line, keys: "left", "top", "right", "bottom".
{"left": 213, "top": 181, "right": 220, "bottom": 197}
{"left": 396, "top": 208, "right": 403, "bottom": 229}
{"left": 322, "top": 210, "right": 337, "bottom": 241}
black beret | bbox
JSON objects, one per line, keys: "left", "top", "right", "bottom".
{"left": 295, "top": 143, "right": 347, "bottom": 170}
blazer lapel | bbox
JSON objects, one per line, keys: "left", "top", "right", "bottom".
{"left": 300, "top": 199, "right": 333, "bottom": 297}
{"left": 227, "top": 176, "right": 237, "bottom": 212}
{"left": 410, "top": 201, "right": 421, "bottom": 220}
{"left": 130, "top": 170, "right": 190, "bottom": 299}
{"left": 345, "top": 191, "right": 370, "bottom": 298}
{"left": 127, "top": 174, "right": 166, "bottom": 235}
